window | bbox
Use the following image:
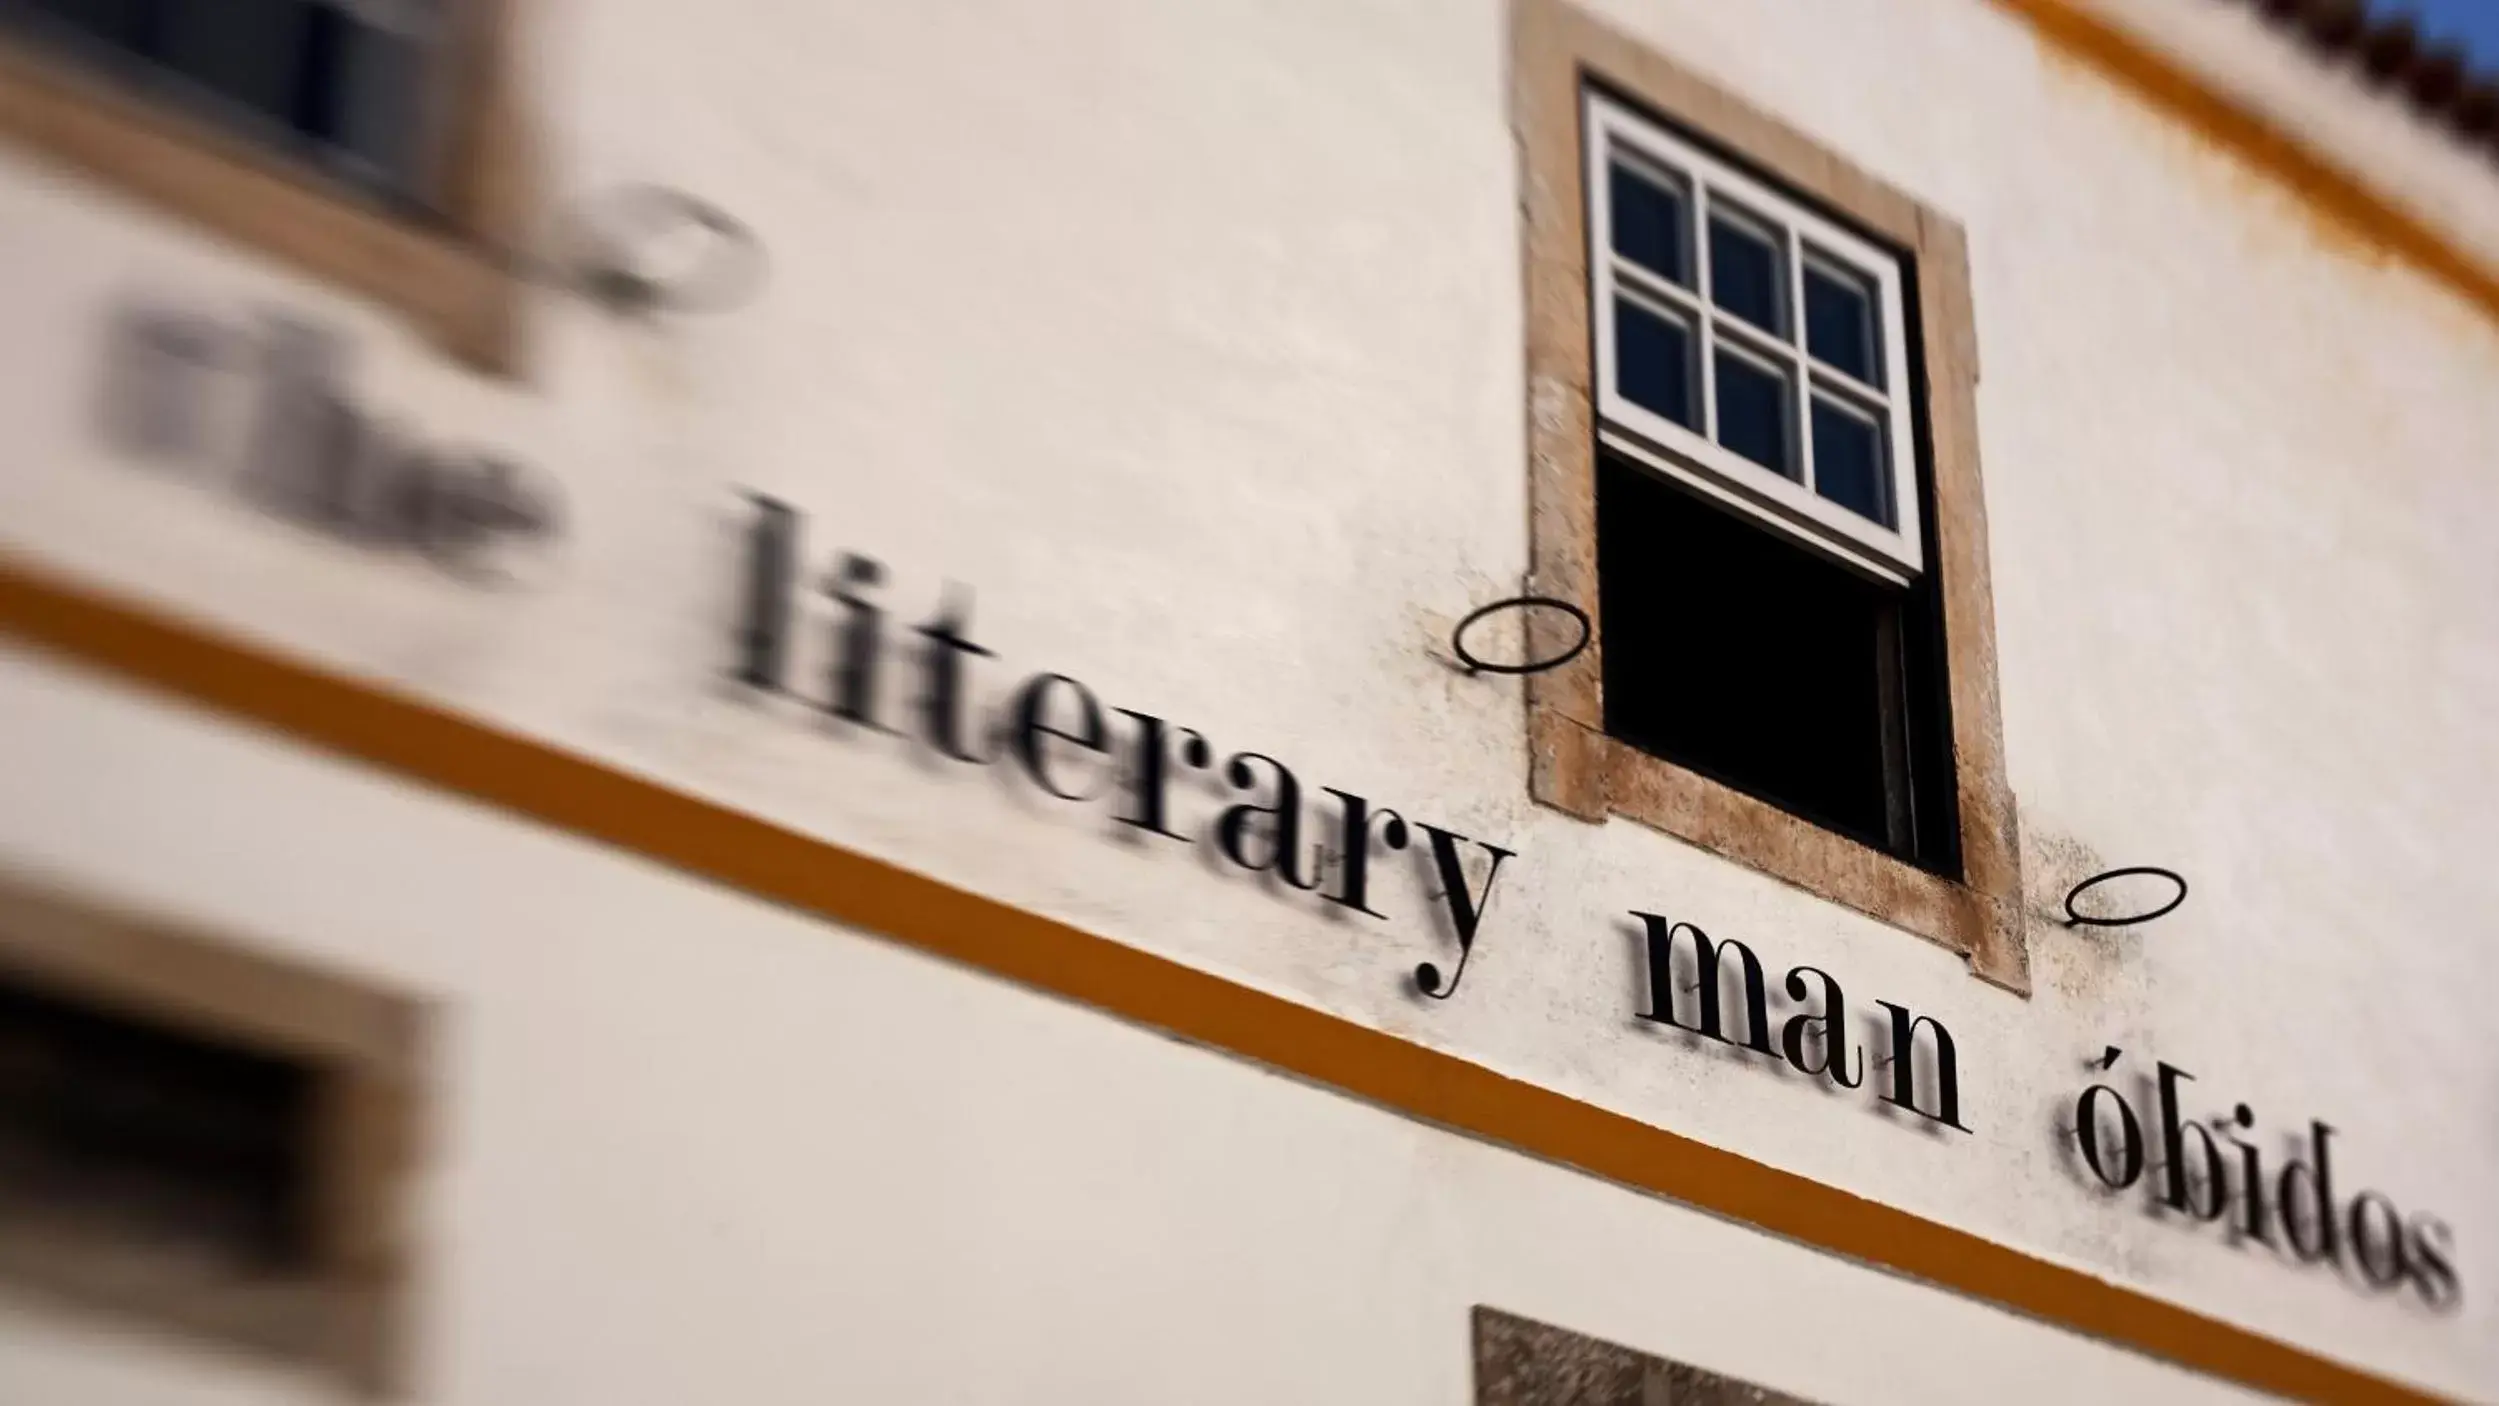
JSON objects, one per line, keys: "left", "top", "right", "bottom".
{"left": 1514, "top": 0, "right": 2025, "bottom": 990}
{"left": 1585, "top": 89, "right": 1953, "bottom": 872}
{"left": 0, "top": 871, "right": 425, "bottom": 1391}
{"left": 1588, "top": 92, "right": 1919, "bottom": 585}
{"left": 0, "top": 0, "right": 527, "bottom": 371}
{"left": 2, "top": 0, "right": 453, "bottom": 206}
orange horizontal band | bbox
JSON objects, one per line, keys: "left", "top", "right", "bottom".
{"left": 0, "top": 551, "right": 2449, "bottom": 1405}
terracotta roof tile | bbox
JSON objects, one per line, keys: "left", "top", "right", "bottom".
{"left": 2236, "top": 0, "right": 2499, "bottom": 159}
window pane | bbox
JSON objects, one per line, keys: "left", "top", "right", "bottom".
{"left": 21, "top": 0, "right": 145, "bottom": 46}
{"left": 3, "top": 0, "right": 440, "bottom": 200}
{"left": 1597, "top": 453, "right": 1909, "bottom": 854}
{"left": 1616, "top": 298, "right": 1697, "bottom": 429}
{"left": 1609, "top": 162, "right": 1690, "bottom": 286}
{"left": 0, "top": 972, "right": 321, "bottom": 1271}
{"left": 1714, "top": 348, "right": 1794, "bottom": 477}
{"left": 1805, "top": 260, "right": 1881, "bottom": 387}
{"left": 1708, "top": 211, "right": 1785, "bottom": 336}
{"left": 156, "top": 0, "right": 313, "bottom": 127}
{"left": 1811, "top": 396, "right": 1891, "bottom": 526}
{"left": 330, "top": 15, "right": 428, "bottom": 185}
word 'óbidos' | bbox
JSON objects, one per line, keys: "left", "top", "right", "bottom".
{"left": 2070, "top": 1051, "right": 2460, "bottom": 1309}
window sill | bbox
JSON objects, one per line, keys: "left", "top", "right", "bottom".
{"left": 0, "top": 34, "right": 528, "bottom": 377}
{"left": 0, "top": 1205, "right": 346, "bottom": 1373}
{"left": 1531, "top": 704, "right": 2025, "bottom": 990}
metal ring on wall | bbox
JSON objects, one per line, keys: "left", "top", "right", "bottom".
{"left": 563, "top": 184, "right": 768, "bottom": 315}
{"left": 2062, "top": 866, "right": 2188, "bottom": 928}
{"left": 1450, "top": 595, "right": 1591, "bottom": 676}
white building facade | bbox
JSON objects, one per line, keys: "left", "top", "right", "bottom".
{"left": 0, "top": 1, "right": 2491, "bottom": 1402}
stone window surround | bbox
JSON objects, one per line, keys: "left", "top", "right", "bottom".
{"left": 1474, "top": 1304, "right": 1820, "bottom": 1405}
{"left": 0, "top": 868, "right": 427, "bottom": 1395}
{"left": 1512, "top": 0, "right": 2027, "bottom": 992}
{"left": 0, "top": 0, "right": 533, "bottom": 376}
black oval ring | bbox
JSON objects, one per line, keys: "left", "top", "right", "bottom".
{"left": 566, "top": 184, "right": 768, "bottom": 314}
{"left": 1451, "top": 595, "right": 1591, "bottom": 676}
{"left": 2063, "top": 866, "right": 2188, "bottom": 928}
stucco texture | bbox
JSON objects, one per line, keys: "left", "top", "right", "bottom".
{"left": 0, "top": 0, "right": 2490, "bottom": 1400}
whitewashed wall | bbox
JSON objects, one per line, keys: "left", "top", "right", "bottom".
{"left": 0, "top": 652, "right": 2277, "bottom": 1406}
{"left": 0, "top": 0, "right": 2491, "bottom": 1401}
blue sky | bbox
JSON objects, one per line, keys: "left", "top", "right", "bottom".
{"left": 2396, "top": 0, "right": 2499, "bottom": 65}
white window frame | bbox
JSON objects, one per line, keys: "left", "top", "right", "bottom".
{"left": 1586, "top": 90, "right": 1923, "bottom": 585}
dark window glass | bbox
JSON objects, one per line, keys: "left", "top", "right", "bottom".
{"left": 293, "top": 0, "right": 351, "bottom": 142}
{"left": 1708, "top": 212, "right": 1784, "bottom": 335}
{"left": 156, "top": 0, "right": 311, "bottom": 124}
{"left": 1596, "top": 450, "right": 1957, "bottom": 868}
{"left": 22, "top": 0, "right": 143, "bottom": 44}
{"left": 0, "top": 0, "right": 438, "bottom": 202}
{"left": 1811, "top": 397, "right": 1890, "bottom": 526}
{"left": 1805, "top": 261, "right": 1880, "bottom": 386}
{"left": 1616, "top": 298, "right": 1696, "bottom": 429}
{"left": 0, "top": 973, "right": 319, "bottom": 1270}
{"left": 1609, "top": 162, "right": 1690, "bottom": 286}
{"left": 1714, "top": 349, "right": 1793, "bottom": 477}
{"left": 331, "top": 17, "right": 426, "bottom": 185}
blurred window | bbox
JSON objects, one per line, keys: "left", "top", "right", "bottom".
{"left": 0, "top": 0, "right": 450, "bottom": 205}
{"left": 0, "top": 973, "right": 320, "bottom": 1274}
{"left": 0, "top": 874, "right": 424, "bottom": 1391}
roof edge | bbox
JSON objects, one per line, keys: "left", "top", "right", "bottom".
{"left": 1990, "top": 0, "right": 2499, "bottom": 337}
{"left": 2239, "top": 0, "right": 2499, "bottom": 157}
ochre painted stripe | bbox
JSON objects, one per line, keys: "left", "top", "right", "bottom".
{"left": 1992, "top": 0, "right": 2499, "bottom": 334}
{"left": 0, "top": 553, "right": 2452, "bottom": 1405}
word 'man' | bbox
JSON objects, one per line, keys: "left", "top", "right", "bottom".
{"left": 731, "top": 495, "right": 1518, "bottom": 998}
{"left": 1633, "top": 913, "right": 1970, "bottom": 1132}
